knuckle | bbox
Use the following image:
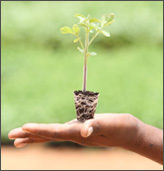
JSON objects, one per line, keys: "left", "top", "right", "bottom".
{"left": 91, "top": 120, "right": 100, "bottom": 134}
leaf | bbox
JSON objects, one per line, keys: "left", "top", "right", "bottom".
{"left": 75, "top": 14, "right": 86, "bottom": 23}
{"left": 101, "top": 30, "right": 110, "bottom": 37}
{"left": 101, "top": 13, "right": 115, "bottom": 27}
{"left": 106, "top": 13, "right": 115, "bottom": 22}
{"left": 72, "top": 24, "right": 80, "bottom": 35}
{"left": 89, "top": 18, "right": 101, "bottom": 23}
{"left": 60, "top": 26, "right": 73, "bottom": 34}
{"left": 90, "top": 52, "right": 97, "bottom": 56}
{"left": 88, "top": 23, "right": 101, "bottom": 31}
{"left": 90, "top": 29, "right": 94, "bottom": 33}
{"left": 88, "top": 23, "right": 95, "bottom": 31}
{"left": 87, "top": 52, "right": 97, "bottom": 57}
{"left": 104, "top": 13, "right": 115, "bottom": 26}
{"left": 79, "top": 23, "right": 87, "bottom": 28}
{"left": 104, "top": 20, "right": 115, "bottom": 26}
{"left": 73, "top": 37, "right": 80, "bottom": 43}
{"left": 75, "top": 14, "right": 85, "bottom": 18}
{"left": 77, "top": 47, "right": 84, "bottom": 53}
{"left": 101, "top": 16, "right": 106, "bottom": 26}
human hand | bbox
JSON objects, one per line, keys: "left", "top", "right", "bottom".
{"left": 8, "top": 113, "right": 141, "bottom": 148}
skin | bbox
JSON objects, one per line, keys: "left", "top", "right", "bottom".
{"left": 8, "top": 113, "right": 163, "bottom": 164}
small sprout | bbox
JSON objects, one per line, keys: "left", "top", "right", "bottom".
{"left": 60, "top": 13, "right": 115, "bottom": 92}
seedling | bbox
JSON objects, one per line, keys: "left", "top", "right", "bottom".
{"left": 60, "top": 13, "right": 115, "bottom": 121}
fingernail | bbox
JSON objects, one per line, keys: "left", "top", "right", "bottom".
{"left": 87, "top": 127, "right": 93, "bottom": 137}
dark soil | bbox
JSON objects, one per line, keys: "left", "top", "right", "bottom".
{"left": 74, "top": 90, "right": 99, "bottom": 122}
{"left": 74, "top": 90, "right": 99, "bottom": 96}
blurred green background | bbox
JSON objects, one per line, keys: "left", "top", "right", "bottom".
{"left": 2, "top": 1, "right": 163, "bottom": 143}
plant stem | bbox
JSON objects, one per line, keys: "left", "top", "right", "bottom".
{"left": 83, "top": 29, "right": 89, "bottom": 92}
{"left": 89, "top": 31, "right": 99, "bottom": 46}
{"left": 79, "top": 38, "right": 84, "bottom": 49}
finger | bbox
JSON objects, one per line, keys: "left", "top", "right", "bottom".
{"left": 80, "top": 119, "right": 98, "bottom": 138}
{"left": 80, "top": 114, "right": 118, "bottom": 138}
{"left": 14, "top": 138, "right": 28, "bottom": 148}
{"left": 22, "top": 123, "right": 72, "bottom": 140}
{"left": 8, "top": 128, "right": 30, "bottom": 139}
{"left": 66, "top": 119, "right": 78, "bottom": 124}
{"left": 8, "top": 127, "right": 47, "bottom": 140}
{"left": 14, "top": 137, "right": 50, "bottom": 148}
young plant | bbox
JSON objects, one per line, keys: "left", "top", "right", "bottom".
{"left": 60, "top": 13, "right": 115, "bottom": 121}
{"left": 60, "top": 13, "right": 115, "bottom": 92}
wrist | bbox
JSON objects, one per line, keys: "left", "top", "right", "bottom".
{"left": 123, "top": 118, "right": 163, "bottom": 164}
{"left": 121, "top": 115, "right": 145, "bottom": 150}
{"left": 131, "top": 120, "right": 147, "bottom": 149}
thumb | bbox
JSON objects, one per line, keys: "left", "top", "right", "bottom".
{"left": 80, "top": 119, "right": 94, "bottom": 138}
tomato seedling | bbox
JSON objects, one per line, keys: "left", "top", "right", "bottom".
{"left": 61, "top": 13, "right": 115, "bottom": 92}
{"left": 60, "top": 13, "right": 115, "bottom": 121}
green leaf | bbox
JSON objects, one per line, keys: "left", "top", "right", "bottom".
{"left": 90, "top": 52, "right": 97, "bottom": 56}
{"left": 87, "top": 52, "right": 97, "bottom": 57}
{"left": 101, "top": 30, "right": 110, "bottom": 37}
{"left": 60, "top": 26, "right": 73, "bottom": 34}
{"left": 88, "top": 23, "right": 95, "bottom": 31}
{"left": 75, "top": 14, "right": 85, "bottom": 18}
{"left": 106, "top": 13, "right": 115, "bottom": 22}
{"left": 77, "top": 47, "right": 84, "bottom": 53}
{"left": 79, "top": 23, "right": 87, "bottom": 28}
{"left": 89, "top": 18, "right": 101, "bottom": 23}
{"left": 101, "top": 13, "right": 115, "bottom": 27}
{"left": 72, "top": 24, "right": 80, "bottom": 35}
{"left": 75, "top": 14, "right": 86, "bottom": 23}
{"left": 101, "top": 16, "right": 106, "bottom": 26}
{"left": 90, "top": 29, "right": 94, "bottom": 33}
{"left": 88, "top": 23, "right": 101, "bottom": 31}
{"left": 104, "top": 20, "right": 115, "bottom": 26}
{"left": 104, "top": 13, "right": 115, "bottom": 26}
{"left": 73, "top": 37, "right": 80, "bottom": 43}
